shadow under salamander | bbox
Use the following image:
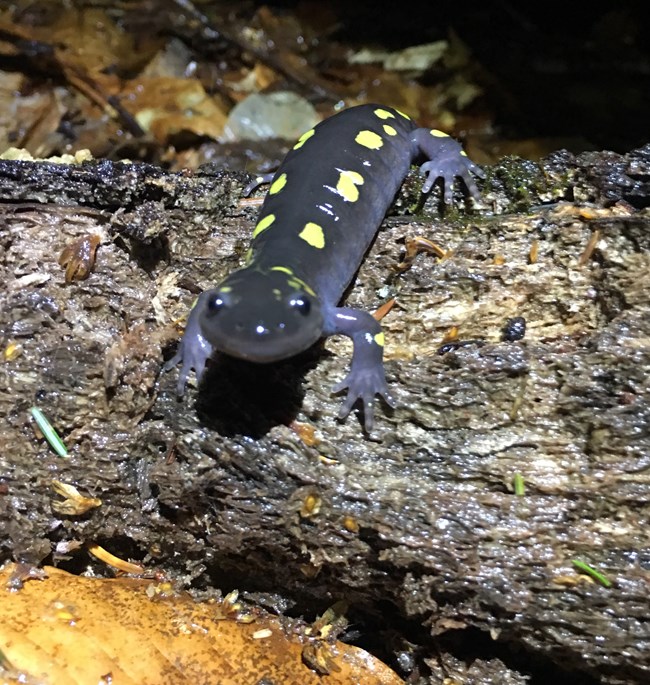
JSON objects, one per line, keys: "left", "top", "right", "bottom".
{"left": 190, "top": 344, "right": 323, "bottom": 439}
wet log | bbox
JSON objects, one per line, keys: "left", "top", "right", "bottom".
{"left": 1, "top": 145, "right": 649, "bottom": 684}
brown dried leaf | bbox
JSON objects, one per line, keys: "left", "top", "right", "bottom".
{"left": 120, "top": 77, "right": 228, "bottom": 142}
{"left": 0, "top": 564, "right": 403, "bottom": 685}
{"left": 41, "top": 9, "right": 159, "bottom": 76}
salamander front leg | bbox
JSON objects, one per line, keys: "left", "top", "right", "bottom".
{"left": 164, "top": 292, "right": 214, "bottom": 395}
{"left": 243, "top": 172, "right": 276, "bottom": 196}
{"left": 325, "top": 308, "right": 396, "bottom": 431}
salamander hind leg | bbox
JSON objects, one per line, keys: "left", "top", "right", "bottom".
{"left": 411, "top": 128, "right": 484, "bottom": 204}
{"left": 326, "top": 308, "right": 396, "bottom": 432}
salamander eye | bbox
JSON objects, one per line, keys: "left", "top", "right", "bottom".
{"left": 289, "top": 295, "right": 311, "bottom": 316}
{"left": 207, "top": 294, "right": 226, "bottom": 314}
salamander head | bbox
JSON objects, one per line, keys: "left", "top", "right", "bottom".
{"left": 197, "top": 268, "right": 324, "bottom": 363}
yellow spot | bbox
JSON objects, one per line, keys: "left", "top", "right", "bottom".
{"left": 430, "top": 129, "right": 448, "bottom": 137}
{"left": 395, "top": 109, "right": 410, "bottom": 119}
{"left": 299, "top": 222, "right": 325, "bottom": 249}
{"left": 374, "top": 332, "right": 385, "bottom": 347}
{"left": 335, "top": 169, "right": 364, "bottom": 202}
{"left": 219, "top": 286, "right": 232, "bottom": 293}
{"left": 293, "top": 128, "right": 315, "bottom": 150}
{"left": 271, "top": 266, "right": 316, "bottom": 296}
{"left": 252, "top": 213, "right": 275, "bottom": 238}
{"left": 383, "top": 124, "right": 397, "bottom": 136}
{"left": 272, "top": 288, "right": 282, "bottom": 300}
{"left": 461, "top": 150, "right": 467, "bottom": 156}
{"left": 244, "top": 248, "right": 253, "bottom": 265}
{"left": 355, "top": 130, "right": 383, "bottom": 150}
{"left": 269, "top": 173, "right": 287, "bottom": 195}
{"left": 288, "top": 276, "right": 316, "bottom": 297}
{"left": 374, "top": 108, "right": 395, "bottom": 120}
{"left": 271, "top": 266, "right": 293, "bottom": 276}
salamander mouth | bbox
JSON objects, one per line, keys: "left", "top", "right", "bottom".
{"left": 211, "top": 327, "right": 322, "bottom": 364}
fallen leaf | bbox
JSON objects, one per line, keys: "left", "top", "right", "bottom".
{"left": 0, "top": 563, "right": 403, "bottom": 685}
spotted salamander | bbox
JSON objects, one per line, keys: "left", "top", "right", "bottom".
{"left": 166, "top": 104, "right": 483, "bottom": 431}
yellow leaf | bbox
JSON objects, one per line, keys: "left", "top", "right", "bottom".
{"left": 0, "top": 564, "right": 403, "bottom": 685}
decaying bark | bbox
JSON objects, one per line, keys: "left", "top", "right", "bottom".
{"left": 1, "top": 146, "right": 649, "bottom": 684}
